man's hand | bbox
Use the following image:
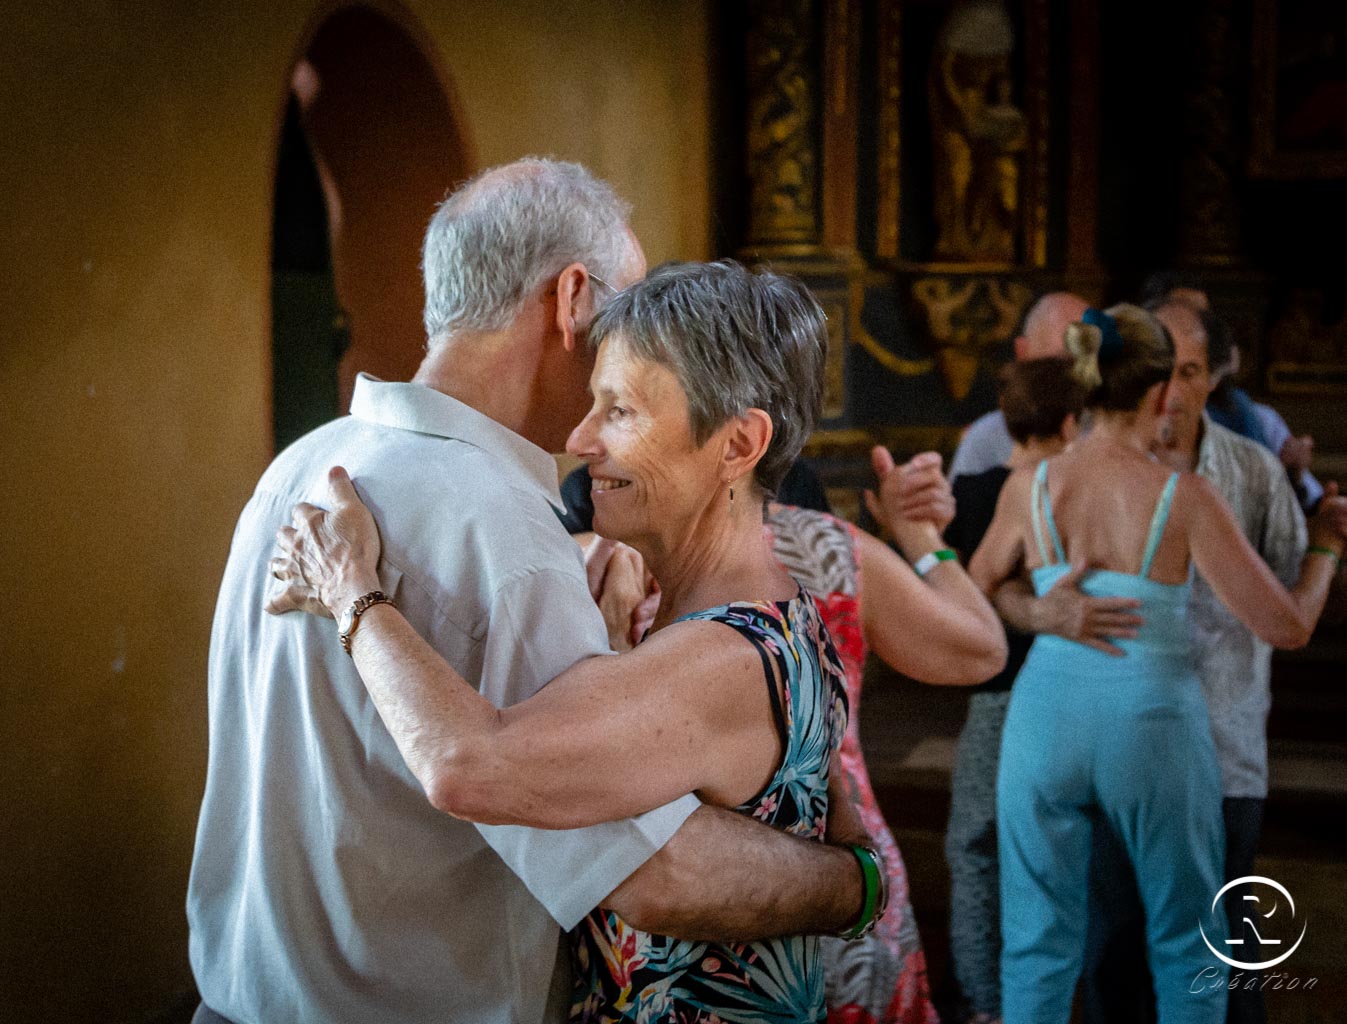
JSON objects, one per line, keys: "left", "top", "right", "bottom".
{"left": 997, "top": 564, "right": 1143, "bottom": 656}
{"left": 824, "top": 771, "right": 869, "bottom": 848}
{"left": 1309, "top": 481, "right": 1347, "bottom": 545}
{"left": 1280, "top": 434, "right": 1314, "bottom": 475}
{"left": 1032, "top": 563, "right": 1144, "bottom": 655}
{"left": 1318, "top": 491, "right": 1347, "bottom": 625}
{"left": 584, "top": 537, "right": 660, "bottom": 651}
{"left": 863, "top": 447, "right": 955, "bottom": 558}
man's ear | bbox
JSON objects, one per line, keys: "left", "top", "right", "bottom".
{"left": 1012, "top": 335, "right": 1029, "bottom": 360}
{"left": 721, "top": 408, "right": 774, "bottom": 485}
{"left": 553, "top": 262, "right": 593, "bottom": 354}
{"left": 1205, "top": 356, "right": 1230, "bottom": 396}
{"left": 1151, "top": 380, "right": 1171, "bottom": 415}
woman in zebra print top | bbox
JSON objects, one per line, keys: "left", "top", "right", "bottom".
{"left": 767, "top": 444, "right": 1005, "bottom": 1024}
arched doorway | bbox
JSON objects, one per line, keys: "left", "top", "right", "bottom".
{"left": 271, "top": 3, "right": 474, "bottom": 451}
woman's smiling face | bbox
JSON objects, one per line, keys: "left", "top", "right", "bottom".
{"left": 566, "top": 335, "right": 726, "bottom": 551}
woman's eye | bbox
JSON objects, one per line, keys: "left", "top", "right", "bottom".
{"left": 607, "top": 406, "right": 628, "bottom": 420}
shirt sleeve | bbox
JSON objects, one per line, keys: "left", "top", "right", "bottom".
{"left": 471, "top": 565, "right": 700, "bottom": 930}
{"left": 950, "top": 413, "right": 1013, "bottom": 484}
{"left": 1300, "top": 471, "right": 1325, "bottom": 509}
{"left": 1252, "top": 402, "right": 1291, "bottom": 454}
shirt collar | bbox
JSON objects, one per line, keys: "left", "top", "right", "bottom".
{"left": 1196, "top": 412, "right": 1245, "bottom": 477}
{"left": 349, "top": 372, "right": 564, "bottom": 508}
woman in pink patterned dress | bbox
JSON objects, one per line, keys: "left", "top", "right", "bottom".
{"left": 764, "top": 446, "right": 1007, "bottom": 1024}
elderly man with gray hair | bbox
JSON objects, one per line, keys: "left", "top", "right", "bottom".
{"left": 189, "top": 159, "right": 869, "bottom": 1024}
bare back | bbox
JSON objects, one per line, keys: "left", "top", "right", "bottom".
{"left": 972, "top": 422, "right": 1325, "bottom": 653}
{"left": 1024, "top": 440, "right": 1193, "bottom": 585}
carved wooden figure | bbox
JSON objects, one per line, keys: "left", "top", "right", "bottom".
{"left": 928, "top": 0, "right": 1025, "bottom": 264}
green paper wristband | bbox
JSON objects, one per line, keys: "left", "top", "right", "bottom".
{"left": 913, "top": 548, "right": 958, "bottom": 578}
{"left": 840, "top": 844, "right": 881, "bottom": 940}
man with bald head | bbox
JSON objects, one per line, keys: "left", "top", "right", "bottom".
{"left": 948, "top": 290, "right": 1089, "bottom": 483}
{"left": 189, "top": 158, "right": 867, "bottom": 1024}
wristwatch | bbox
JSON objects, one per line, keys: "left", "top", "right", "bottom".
{"left": 338, "top": 590, "right": 391, "bottom": 655}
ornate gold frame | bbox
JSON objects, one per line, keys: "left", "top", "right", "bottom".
{"left": 1248, "top": 0, "right": 1347, "bottom": 180}
{"left": 873, "top": 0, "right": 1051, "bottom": 268}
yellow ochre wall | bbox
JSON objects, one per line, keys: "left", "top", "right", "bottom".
{"left": 0, "top": 2, "right": 711, "bottom": 1019}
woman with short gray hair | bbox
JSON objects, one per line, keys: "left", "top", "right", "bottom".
{"left": 587, "top": 259, "right": 826, "bottom": 496}
{"left": 270, "top": 261, "right": 916, "bottom": 1021}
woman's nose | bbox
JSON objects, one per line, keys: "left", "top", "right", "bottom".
{"left": 566, "top": 409, "right": 602, "bottom": 460}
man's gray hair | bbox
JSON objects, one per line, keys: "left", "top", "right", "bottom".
{"left": 422, "top": 157, "right": 633, "bottom": 342}
{"left": 588, "top": 260, "right": 827, "bottom": 495}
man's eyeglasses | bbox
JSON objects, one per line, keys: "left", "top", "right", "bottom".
{"left": 588, "top": 272, "right": 618, "bottom": 296}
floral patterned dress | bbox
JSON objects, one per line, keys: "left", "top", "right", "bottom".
{"left": 569, "top": 592, "right": 849, "bottom": 1023}
{"left": 767, "top": 505, "right": 941, "bottom": 1024}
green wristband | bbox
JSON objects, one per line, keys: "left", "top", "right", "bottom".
{"left": 913, "top": 548, "right": 958, "bottom": 578}
{"left": 1308, "top": 545, "right": 1342, "bottom": 565}
{"left": 840, "top": 844, "right": 882, "bottom": 940}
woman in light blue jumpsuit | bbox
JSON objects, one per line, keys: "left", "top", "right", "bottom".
{"left": 970, "top": 305, "right": 1345, "bottom": 1024}
{"left": 1000, "top": 460, "right": 1224, "bottom": 1023}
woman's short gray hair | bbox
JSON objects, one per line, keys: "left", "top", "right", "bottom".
{"left": 589, "top": 260, "right": 827, "bottom": 495}
{"left": 422, "top": 158, "right": 632, "bottom": 342}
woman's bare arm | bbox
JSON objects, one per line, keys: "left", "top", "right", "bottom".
{"left": 968, "top": 469, "right": 1033, "bottom": 598}
{"left": 270, "top": 470, "right": 784, "bottom": 830}
{"left": 1185, "top": 474, "right": 1345, "bottom": 649}
{"left": 858, "top": 528, "right": 1006, "bottom": 684}
{"left": 340, "top": 601, "right": 781, "bottom": 830}
{"left": 859, "top": 447, "right": 1006, "bottom": 684}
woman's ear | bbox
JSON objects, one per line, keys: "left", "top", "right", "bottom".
{"left": 1060, "top": 412, "right": 1079, "bottom": 444}
{"left": 721, "top": 408, "right": 774, "bottom": 484}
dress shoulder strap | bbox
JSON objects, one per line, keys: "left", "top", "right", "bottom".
{"left": 678, "top": 603, "right": 789, "bottom": 751}
{"left": 1029, "top": 459, "right": 1067, "bottom": 566}
{"left": 1138, "top": 471, "right": 1180, "bottom": 578}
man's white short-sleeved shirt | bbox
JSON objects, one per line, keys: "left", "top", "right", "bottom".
{"left": 949, "top": 410, "right": 1015, "bottom": 484}
{"left": 188, "top": 374, "right": 698, "bottom": 1024}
